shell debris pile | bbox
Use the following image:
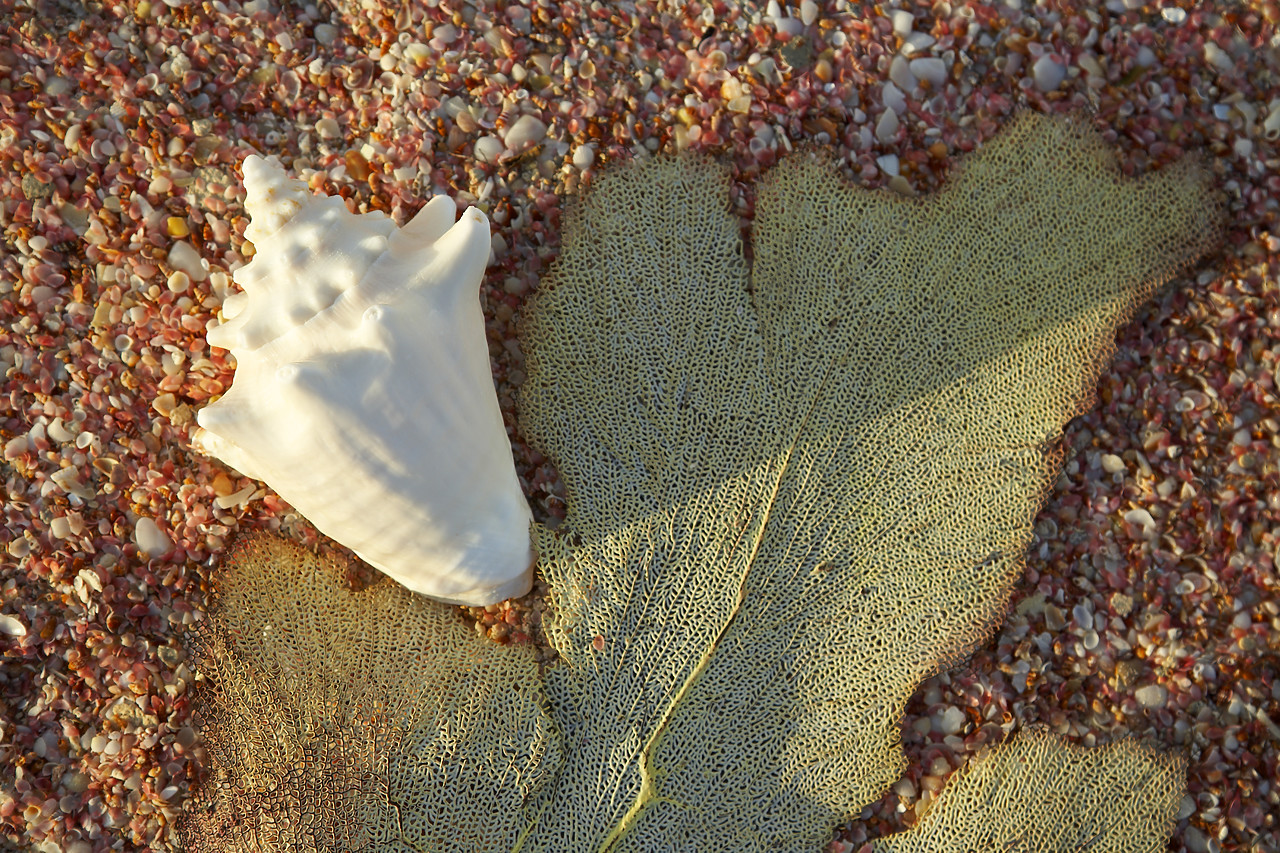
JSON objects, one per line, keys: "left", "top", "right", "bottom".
{"left": 0, "top": 1, "right": 1277, "bottom": 851}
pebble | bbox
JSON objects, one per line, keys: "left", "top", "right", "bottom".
{"left": 1135, "top": 684, "right": 1169, "bottom": 708}
{"left": 769, "top": 13, "right": 804, "bottom": 38}
{"left": 404, "top": 42, "right": 431, "bottom": 67}
{"left": 313, "top": 23, "right": 337, "bottom": 45}
{"left": 572, "top": 143, "right": 596, "bottom": 170}
{"left": 432, "top": 23, "right": 459, "bottom": 45}
{"left": 167, "top": 241, "right": 208, "bottom": 282}
{"left": 1204, "top": 42, "right": 1234, "bottom": 72}
{"left": 1264, "top": 103, "right": 1280, "bottom": 137}
{"left": 503, "top": 114, "right": 548, "bottom": 152}
{"left": 909, "top": 57, "right": 948, "bottom": 89}
{"left": 62, "top": 772, "right": 90, "bottom": 794}
{"left": 0, "top": 614, "right": 27, "bottom": 637}
{"left": 1077, "top": 52, "right": 1104, "bottom": 80}
{"left": 889, "top": 55, "right": 916, "bottom": 92}
{"left": 882, "top": 82, "right": 907, "bottom": 114}
{"left": 59, "top": 204, "right": 89, "bottom": 236}
{"left": 134, "top": 517, "right": 174, "bottom": 557}
{"left": 454, "top": 109, "right": 478, "bottom": 133}
{"left": 889, "top": 9, "right": 914, "bottom": 37}
{"left": 1100, "top": 453, "right": 1125, "bottom": 473}
{"left": 1176, "top": 795, "right": 1197, "bottom": 820}
{"left": 876, "top": 154, "right": 900, "bottom": 176}
{"left": 153, "top": 393, "right": 178, "bottom": 419}
{"left": 1123, "top": 507, "right": 1157, "bottom": 538}
{"left": 901, "top": 32, "right": 935, "bottom": 55}
{"left": 1032, "top": 55, "right": 1066, "bottom": 92}
{"left": 4, "top": 435, "right": 28, "bottom": 458}
{"left": 887, "top": 176, "right": 913, "bottom": 196}
{"left": 51, "top": 468, "right": 92, "bottom": 499}
{"left": 474, "top": 135, "right": 504, "bottom": 164}
{"left": 938, "top": 705, "right": 966, "bottom": 735}
{"left": 875, "top": 109, "right": 900, "bottom": 143}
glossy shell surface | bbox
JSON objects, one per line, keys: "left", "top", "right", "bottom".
{"left": 195, "top": 156, "right": 533, "bottom": 605}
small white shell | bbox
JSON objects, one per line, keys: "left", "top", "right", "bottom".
{"left": 196, "top": 155, "right": 533, "bottom": 606}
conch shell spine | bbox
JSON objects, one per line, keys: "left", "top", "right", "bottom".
{"left": 195, "top": 155, "right": 534, "bottom": 606}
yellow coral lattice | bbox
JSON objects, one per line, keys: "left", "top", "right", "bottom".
{"left": 179, "top": 535, "right": 562, "bottom": 852}
{"left": 516, "top": 113, "right": 1218, "bottom": 851}
{"left": 872, "top": 729, "right": 1187, "bottom": 853}
{"left": 185, "top": 113, "right": 1222, "bottom": 853}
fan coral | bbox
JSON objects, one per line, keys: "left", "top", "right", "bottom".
{"left": 872, "top": 729, "right": 1187, "bottom": 853}
{"left": 180, "top": 535, "right": 559, "bottom": 850}
{"left": 183, "top": 113, "right": 1222, "bottom": 852}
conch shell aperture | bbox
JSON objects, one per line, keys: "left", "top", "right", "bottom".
{"left": 194, "top": 156, "right": 534, "bottom": 606}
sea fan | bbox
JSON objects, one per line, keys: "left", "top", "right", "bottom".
{"left": 181, "top": 113, "right": 1222, "bottom": 852}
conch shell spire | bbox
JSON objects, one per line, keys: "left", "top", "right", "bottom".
{"left": 195, "top": 155, "right": 534, "bottom": 606}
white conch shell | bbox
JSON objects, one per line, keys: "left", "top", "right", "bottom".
{"left": 195, "top": 155, "right": 534, "bottom": 606}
